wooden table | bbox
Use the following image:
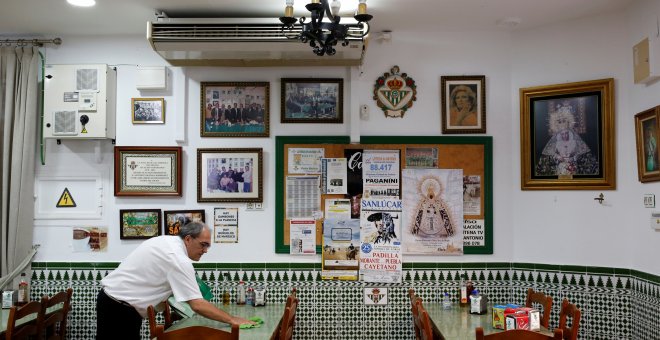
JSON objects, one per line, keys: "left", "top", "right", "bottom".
{"left": 165, "top": 304, "right": 285, "bottom": 340}
{"left": 425, "top": 304, "right": 553, "bottom": 340}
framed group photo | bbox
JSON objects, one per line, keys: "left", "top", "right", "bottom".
{"left": 164, "top": 210, "right": 206, "bottom": 236}
{"left": 119, "top": 209, "right": 161, "bottom": 240}
{"left": 197, "top": 148, "right": 263, "bottom": 203}
{"left": 281, "top": 78, "right": 343, "bottom": 123}
{"left": 634, "top": 106, "right": 660, "bottom": 182}
{"left": 441, "top": 75, "right": 486, "bottom": 134}
{"left": 520, "top": 78, "right": 615, "bottom": 190}
{"left": 114, "top": 146, "right": 182, "bottom": 196}
{"left": 132, "top": 98, "right": 165, "bottom": 124}
{"left": 200, "top": 82, "right": 269, "bottom": 137}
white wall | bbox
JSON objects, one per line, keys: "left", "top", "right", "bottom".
{"left": 32, "top": 1, "right": 660, "bottom": 274}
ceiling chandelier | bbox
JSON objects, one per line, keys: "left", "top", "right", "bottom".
{"left": 279, "top": 0, "right": 373, "bottom": 56}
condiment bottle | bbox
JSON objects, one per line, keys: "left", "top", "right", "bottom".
{"left": 17, "top": 273, "right": 28, "bottom": 306}
{"left": 466, "top": 277, "right": 474, "bottom": 303}
{"left": 236, "top": 281, "right": 246, "bottom": 305}
{"left": 246, "top": 287, "right": 254, "bottom": 306}
{"left": 442, "top": 292, "right": 451, "bottom": 309}
{"left": 222, "top": 288, "right": 230, "bottom": 305}
{"left": 459, "top": 274, "right": 468, "bottom": 306}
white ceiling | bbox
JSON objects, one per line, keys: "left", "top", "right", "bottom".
{"left": 0, "top": 0, "right": 634, "bottom": 38}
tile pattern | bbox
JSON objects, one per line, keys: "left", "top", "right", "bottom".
{"left": 28, "top": 262, "right": 660, "bottom": 340}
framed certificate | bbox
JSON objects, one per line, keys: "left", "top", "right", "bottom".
{"left": 114, "top": 146, "right": 183, "bottom": 196}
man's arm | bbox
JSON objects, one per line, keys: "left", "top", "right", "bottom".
{"left": 187, "top": 298, "right": 255, "bottom": 326}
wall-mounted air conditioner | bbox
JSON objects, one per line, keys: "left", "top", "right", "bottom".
{"left": 43, "top": 64, "right": 116, "bottom": 140}
{"left": 147, "top": 18, "right": 367, "bottom": 67}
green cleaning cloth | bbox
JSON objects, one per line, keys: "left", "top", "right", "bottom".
{"left": 239, "top": 317, "right": 264, "bottom": 329}
{"left": 196, "top": 274, "right": 214, "bottom": 302}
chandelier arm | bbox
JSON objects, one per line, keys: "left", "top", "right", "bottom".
{"left": 345, "top": 22, "right": 371, "bottom": 38}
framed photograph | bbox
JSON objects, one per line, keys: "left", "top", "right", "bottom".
{"left": 119, "top": 209, "right": 161, "bottom": 240}
{"left": 197, "top": 148, "right": 263, "bottom": 203}
{"left": 441, "top": 75, "right": 486, "bottom": 134}
{"left": 635, "top": 106, "right": 660, "bottom": 183}
{"left": 114, "top": 146, "right": 182, "bottom": 196}
{"left": 200, "top": 82, "right": 269, "bottom": 137}
{"left": 132, "top": 98, "right": 165, "bottom": 124}
{"left": 520, "top": 78, "right": 615, "bottom": 190}
{"left": 164, "top": 210, "right": 206, "bottom": 236}
{"left": 281, "top": 78, "right": 343, "bottom": 123}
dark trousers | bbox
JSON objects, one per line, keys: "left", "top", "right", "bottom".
{"left": 96, "top": 288, "right": 143, "bottom": 340}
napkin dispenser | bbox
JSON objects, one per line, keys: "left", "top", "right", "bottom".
{"left": 2, "top": 291, "right": 17, "bottom": 308}
{"left": 253, "top": 287, "right": 266, "bottom": 306}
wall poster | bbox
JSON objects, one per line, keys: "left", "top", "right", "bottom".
{"left": 401, "top": 169, "right": 464, "bottom": 255}
{"left": 359, "top": 198, "right": 403, "bottom": 283}
{"left": 322, "top": 219, "right": 360, "bottom": 280}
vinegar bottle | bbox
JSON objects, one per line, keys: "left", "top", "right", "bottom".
{"left": 17, "top": 273, "right": 28, "bottom": 306}
{"left": 459, "top": 273, "right": 468, "bottom": 306}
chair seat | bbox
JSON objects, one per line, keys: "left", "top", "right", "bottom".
{"left": 475, "top": 327, "right": 563, "bottom": 340}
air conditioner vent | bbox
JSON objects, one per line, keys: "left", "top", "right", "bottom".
{"left": 147, "top": 18, "right": 368, "bottom": 67}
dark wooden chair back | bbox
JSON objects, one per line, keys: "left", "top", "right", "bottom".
{"left": 525, "top": 288, "right": 553, "bottom": 328}
{"left": 416, "top": 301, "right": 434, "bottom": 340}
{"left": 43, "top": 288, "right": 73, "bottom": 340}
{"left": 475, "top": 327, "right": 563, "bottom": 339}
{"left": 278, "top": 295, "right": 299, "bottom": 340}
{"left": 408, "top": 288, "right": 422, "bottom": 340}
{"left": 148, "top": 302, "right": 175, "bottom": 339}
{"left": 157, "top": 325, "right": 239, "bottom": 340}
{"left": 5, "top": 299, "right": 46, "bottom": 340}
{"left": 558, "top": 299, "right": 581, "bottom": 340}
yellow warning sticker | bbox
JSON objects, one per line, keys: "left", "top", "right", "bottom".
{"left": 56, "top": 188, "right": 77, "bottom": 207}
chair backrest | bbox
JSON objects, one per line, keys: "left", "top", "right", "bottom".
{"left": 408, "top": 288, "right": 422, "bottom": 340}
{"left": 278, "top": 296, "right": 299, "bottom": 340}
{"left": 5, "top": 299, "right": 46, "bottom": 340}
{"left": 475, "top": 327, "right": 564, "bottom": 340}
{"left": 43, "top": 287, "right": 73, "bottom": 340}
{"left": 148, "top": 305, "right": 165, "bottom": 339}
{"left": 525, "top": 288, "right": 553, "bottom": 328}
{"left": 157, "top": 325, "right": 239, "bottom": 340}
{"left": 558, "top": 299, "right": 581, "bottom": 340}
{"left": 416, "top": 302, "right": 434, "bottom": 340}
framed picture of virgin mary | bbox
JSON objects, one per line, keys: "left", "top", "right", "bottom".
{"left": 634, "top": 106, "right": 660, "bottom": 183}
{"left": 520, "top": 78, "right": 615, "bottom": 190}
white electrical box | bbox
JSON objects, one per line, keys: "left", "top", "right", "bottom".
{"left": 651, "top": 212, "right": 660, "bottom": 230}
{"left": 136, "top": 66, "right": 168, "bottom": 90}
{"left": 633, "top": 37, "right": 660, "bottom": 84}
{"left": 43, "top": 64, "right": 116, "bottom": 139}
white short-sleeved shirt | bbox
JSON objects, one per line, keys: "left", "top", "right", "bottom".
{"left": 101, "top": 236, "right": 202, "bottom": 317}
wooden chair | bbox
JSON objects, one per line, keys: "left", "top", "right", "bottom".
{"left": 408, "top": 289, "right": 422, "bottom": 340}
{"left": 157, "top": 325, "right": 238, "bottom": 340}
{"left": 42, "top": 288, "right": 73, "bottom": 340}
{"left": 525, "top": 288, "right": 553, "bottom": 328}
{"left": 413, "top": 299, "right": 434, "bottom": 340}
{"left": 278, "top": 295, "right": 299, "bottom": 340}
{"left": 148, "top": 302, "right": 174, "bottom": 339}
{"left": 475, "top": 327, "right": 563, "bottom": 340}
{"left": 5, "top": 299, "right": 46, "bottom": 340}
{"left": 558, "top": 299, "right": 581, "bottom": 340}
{"left": 270, "top": 288, "right": 298, "bottom": 340}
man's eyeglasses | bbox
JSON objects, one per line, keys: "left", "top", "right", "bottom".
{"left": 193, "top": 237, "right": 211, "bottom": 250}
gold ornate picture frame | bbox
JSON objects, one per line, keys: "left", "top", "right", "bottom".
{"left": 634, "top": 106, "right": 660, "bottom": 183}
{"left": 520, "top": 78, "right": 615, "bottom": 190}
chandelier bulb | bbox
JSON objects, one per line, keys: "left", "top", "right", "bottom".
{"left": 331, "top": 0, "right": 341, "bottom": 16}
{"left": 357, "top": 0, "right": 367, "bottom": 15}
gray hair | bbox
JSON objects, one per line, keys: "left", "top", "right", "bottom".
{"left": 178, "top": 221, "right": 210, "bottom": 239}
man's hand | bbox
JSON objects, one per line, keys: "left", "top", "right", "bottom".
{"left": 232, "top": 316, "right": 257, "bottom": 326}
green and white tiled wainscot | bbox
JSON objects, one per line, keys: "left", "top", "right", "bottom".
{"left": 28, "top": 262, "right": 660, "bottom": 340}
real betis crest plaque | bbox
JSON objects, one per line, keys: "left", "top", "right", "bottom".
{"left": 373, "top": 65, "right": 417, "bottom": 118}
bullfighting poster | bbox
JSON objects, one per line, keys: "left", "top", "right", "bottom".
{"left": 359, "top": 198, "right": 403, "bottom": 283}
{"left": 401, "top": 169, "right": 464, "bottom": 255}
{"left": 322, "top": 219, "right": 360, "bottom": 281}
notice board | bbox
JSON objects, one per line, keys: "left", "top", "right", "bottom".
{"left": 275, "top": 135, "right": 493, "bottom": 254}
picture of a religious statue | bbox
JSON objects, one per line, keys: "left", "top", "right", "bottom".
{"left": 534, "top": 99, "right": 600, "bottom": 177}
{"left": 401, "top": 169, "right": 463, "bottom": 255}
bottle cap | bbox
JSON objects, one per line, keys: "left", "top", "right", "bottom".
{"left": 444, "top": 292, "right": 449, "bottom": 296}
{"left": 473, "top": 289, "right": 479, "bottom": 294}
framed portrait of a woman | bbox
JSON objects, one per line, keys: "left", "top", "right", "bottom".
{"left": 634, "top": 106, "right": 660, "bottom": 183}
{"left": 441, "top": 75, "right": 486, "bottom": 134}
{"left": 520, "top": 78, "right": 615, "bottom": 190}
